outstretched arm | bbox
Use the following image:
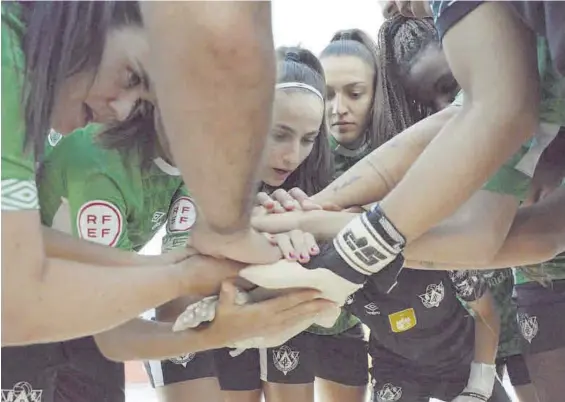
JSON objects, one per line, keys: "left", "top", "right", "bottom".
{"left": 142, "top": 2, "right": 276, "bottom": 235}
{"left": 377, "top": 2, "right": 539, "bottom": 242}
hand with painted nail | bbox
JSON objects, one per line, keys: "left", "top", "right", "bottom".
{"left": 265, "top": 230, "right": 320, "bottom": 264}
{"left": 256, "top": 188, "right": 342, "bottom": 214}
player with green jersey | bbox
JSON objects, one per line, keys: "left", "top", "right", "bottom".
{"left": 0, "top": 1, "right": 239, "bottom": 347}
{"left": 2, "top": 110, "right": 245, "bottom": 402}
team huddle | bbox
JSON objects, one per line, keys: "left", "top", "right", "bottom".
{"left": 1, "top": 1, "right": 564, "bottom": 402}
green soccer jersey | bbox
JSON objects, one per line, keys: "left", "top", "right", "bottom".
{"left": 1, "top": 4, "right": 39, "bottom": 211}
{"left": 514, "top": 253, "right": 565, "bottom": 286}
{"left": 38, "top": 124, "right": 188, "bottom": 251}
{"left": 161, "top": 185, "right": 197, "bottom": 253}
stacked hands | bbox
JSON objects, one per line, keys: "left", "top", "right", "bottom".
{"left": 173, "top": 188, "right": 407, "bottom": 353}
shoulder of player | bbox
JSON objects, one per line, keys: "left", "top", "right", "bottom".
{"left": 45, "top": 125, "right": 138, "bottom": 181}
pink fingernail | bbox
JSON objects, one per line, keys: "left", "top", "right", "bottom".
{"left": 288, "top": 252, "right": 296, "bottom": 259}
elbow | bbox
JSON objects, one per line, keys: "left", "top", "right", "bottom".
{"left": 94, "top": 334, "right": 130, "bottom": 363}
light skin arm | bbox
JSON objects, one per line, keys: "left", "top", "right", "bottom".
{"left": 255, "top": 189, "right": 519, "bottom": 265}
{"left": 312, "top": 105, "right": 457, "bottom": 208}
{"left": 467, "top": 291, "right": 500, "bottom": 365}
{"left": 94, "top": 283, "right": 335, "bottom": 362}
{"left": 94, "top": 296, "right": 203, "bottom": 361}
{"left": 1, "top": 213, "right": 239, "bottom": 346}
{"left": 43, "top": 226, "right": 190, "bottom": 267}
{"left": 141, "top": 2, "right": 275, "bottom": 235}
{"left": 378, "top": 3, "right": 539, "bottom": 242}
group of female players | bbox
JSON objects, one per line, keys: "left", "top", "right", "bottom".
{"left": 2, "top": 1, "right": 564, "bottom": 402}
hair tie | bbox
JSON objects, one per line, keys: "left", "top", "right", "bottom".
{"left": 275, "top": 82, "right": 324, "bottom": 101}
{"left": 285, "top": 51, "right": 301, "bottom": 63}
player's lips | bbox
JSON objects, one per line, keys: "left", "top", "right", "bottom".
{"left": 272, "top": 168, "right": 292, "bottom": 180}
{"left": 332, "top": 120, "right": 355, "bottom": 127}
{"left": 332, "top": 121, "right": 355, "bottom": 133}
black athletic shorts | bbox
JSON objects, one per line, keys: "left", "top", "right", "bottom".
{"left": 515, "top": 280, "right": 565, "bottom": 354}
{"left": 144, "top": 350, "right": 217, "bottom": 388}
{"left": 2, "top": 337, "right": 124, "bottom": 402}
{"left": 214, "top": 326, "right": 368, "bottom": 391}
{"left": 496, "top": 354, "right": 531, "bottom": 386}
{"left": 370, "top": 364, "right": 510, "bottom": 402}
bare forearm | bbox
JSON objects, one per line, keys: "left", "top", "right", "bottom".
{"left": 299, "top": 211, "right": 360, "bottom": 241}
{"left": 1, "top": 253, "right": 224, "bottom": 346}
{"left": 95, "top": 318, "right": 219, "bottom": 362}
{"left": 313, "top": 107, "right": 456, "bottom": 207}
{"left": 2, "top": 259, "right": 189, "bottom": 346}
{"left": 406, "top": 188, "right": 565, "bottom": 270}
{"left": 379, "top": 3, "right": 538, "bottom": 242}
{"left": 403, "top": 191, "right": 519, "bottom": 265}
{"left": 43, "top": 227, "right": 152, "bottom": 267}
{"left": 142, "top": 2, "right": 275, "bottom": 234}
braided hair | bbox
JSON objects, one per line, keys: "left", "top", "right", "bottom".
{"left": 375, "top": 15, "right": 440, "bottom": 145}
{"left": 320, "top": 29, "right": 384, "bottom": 150}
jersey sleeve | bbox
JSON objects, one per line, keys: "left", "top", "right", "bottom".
{"left": 448, "top": 270, "right": 487, "bottom": 303}
{"left": 429, "top": 1, "right": 484, "bottom": 40}
{"left": 1, "top": 14, "right": 38, "bottom": 211}
{"left": 162, "top": 185, "right": 197, "bottom": 253}
{"left": 62, "top": 172, "right": 132, "bottom": 250}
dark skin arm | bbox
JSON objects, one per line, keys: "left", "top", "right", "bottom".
{"left": 378, "top": 3, "right": 539, "bottom": 242}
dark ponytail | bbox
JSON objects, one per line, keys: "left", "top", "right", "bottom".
{"left": 320, "top": 29, "right": 385, "bottom": 149}
{"left": 270, "top": 46, "right": 333, "bottom": 195}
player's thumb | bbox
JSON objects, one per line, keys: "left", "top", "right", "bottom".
{"left": 219, "top": 280, "right": 238, "bottom": 304}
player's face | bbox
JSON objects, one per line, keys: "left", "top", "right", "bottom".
{"left": 322, "top": 55, "right": 374, "bottom": 147}
{"left": 51, "top": 26, "right": 152, "bottom": 135}
{"left": 262, "top": 90, "right": 324, "bottom": 187}
{"left": 404, "top": 44, "right": 459, "bottom": 112}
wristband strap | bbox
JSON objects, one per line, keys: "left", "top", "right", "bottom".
{"left": 333, "top": 205, "right": 405, "bottom": 276}
{"left": 459, "top": 391, "right": 488, "bottom": 401}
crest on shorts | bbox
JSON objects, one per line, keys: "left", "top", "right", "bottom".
{"left": 517, "top": 313, "right": 538, "bottom": 343}
{"left": 375, "top": 383, "right": 402, "bottom": 402}
{"left": 364, "top": 302, "right": 380, "bottom": 315}
{"left": 345, "top": 294, "right": 355, "bottom": 305}
{"left": 419, "top": 281, "right": 444, "bottom": 308}
{"left": 272, "top": 345, "right": 300, "bottom": 375}
{"left": 169, "top": 353, "right": 196, "bottom": 367}
{"left": 1, "top": 381, "right": 43, "bottom": 402}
